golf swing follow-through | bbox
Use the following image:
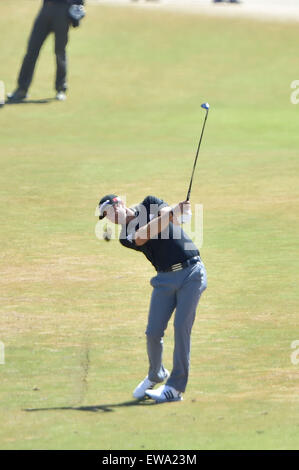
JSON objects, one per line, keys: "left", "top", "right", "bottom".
{"left": 98, "top": 104, "right": 210, "bottom": 403}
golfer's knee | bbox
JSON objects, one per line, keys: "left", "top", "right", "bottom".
{"left": 146, "top": 328, "right": 164, "bottom": 340}
{"left": 24, "top": 48, "right": 40, "bottom": 61}
{"left": 174, "top": 311, "right": 195, "bottom": 332}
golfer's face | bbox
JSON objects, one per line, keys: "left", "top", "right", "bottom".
{"left": 106, "top": 201, "right": 126, "bottom": 224}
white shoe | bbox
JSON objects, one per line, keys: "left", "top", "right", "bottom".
{"left": 133, "top": 369, "right": 169, "bottom": 400}
{"left": 145, "top": 384, "right": 183, "bottom": 403}
{"left": 56, "top": 91, "right": 66, "bottom": 101}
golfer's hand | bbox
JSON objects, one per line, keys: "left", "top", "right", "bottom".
{"left": 173, "top": 201, "right": 192, "bottom": 224}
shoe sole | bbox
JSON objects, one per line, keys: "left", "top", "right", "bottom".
{"left": 133, "top": 389, "right": 154, "bottom": 400}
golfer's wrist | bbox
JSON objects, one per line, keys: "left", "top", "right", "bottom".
{"left": 158, "top": 206, "right": 174, "bottom": 222}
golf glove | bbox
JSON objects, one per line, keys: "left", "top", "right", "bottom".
{"left": 173, "top": 202, "right": 192, "bottom": 224}
{"left": 69, "top": 4, "right": 86, "bottom": 28}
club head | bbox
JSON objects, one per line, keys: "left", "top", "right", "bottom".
{"left": 201, "top": 102, "right": 210, "bottom": 110}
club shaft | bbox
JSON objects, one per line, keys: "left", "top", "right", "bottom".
{"left": 186, "top": 109, "right": 209, "bottom": 201}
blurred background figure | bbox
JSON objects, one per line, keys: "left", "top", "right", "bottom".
{"left": 214, "top": 0, "right": 241, "bottom": 3}
{"left": 7, "top": 0, "right": 85, "bottom": 103}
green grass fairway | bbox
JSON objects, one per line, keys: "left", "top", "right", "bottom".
{"left": 1, "top": 0, "right": 299, "bottom": 450}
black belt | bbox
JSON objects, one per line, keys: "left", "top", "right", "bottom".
{"left": 158, "top": 256, "right": 200, "bottom": 273}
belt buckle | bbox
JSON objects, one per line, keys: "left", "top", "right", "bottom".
{"left": 170, "top": 262, "right": 183, "bottom": 272}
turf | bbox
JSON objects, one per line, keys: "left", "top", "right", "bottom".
{"left": 0, "top": 0, "right": 298, "bottom": 450}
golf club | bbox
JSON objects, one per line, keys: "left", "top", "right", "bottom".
{"left": 186, "top": 102, "right": 210, "bottom": 201}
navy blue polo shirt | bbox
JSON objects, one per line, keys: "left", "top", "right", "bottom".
{"left": 119, "top": 195, "right": 200, "bottom": 271}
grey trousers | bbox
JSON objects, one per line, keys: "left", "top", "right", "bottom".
{"left": 18, "top": 2, "right": 69, "bottom": 93}
{"left": 146, "top": 261, "right": 207, "bottom": 393}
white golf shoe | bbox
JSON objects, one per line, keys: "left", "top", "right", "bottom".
{"left": 145, "top": 384, "right": 183, "bottom": 403}
{"left": 133, "top": 369, "right": 169, "bottom": 400}
{"left": 56, "top": 91, "right": 66, "bottom": 101}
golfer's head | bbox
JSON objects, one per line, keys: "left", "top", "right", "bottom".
{"left": 98, "top": 194, "right": 126, "bottom": 224}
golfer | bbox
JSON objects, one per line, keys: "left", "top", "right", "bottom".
{"left": 98, "top": 194, "right": 207, "bottom": 403}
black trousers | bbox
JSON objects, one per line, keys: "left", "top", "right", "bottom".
{"left": 18, "top": 2, "right": 70, "bottom": 93}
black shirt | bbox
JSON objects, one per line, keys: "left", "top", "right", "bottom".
{"left": 119, "top": 195, "right": 200, "bottom": 271}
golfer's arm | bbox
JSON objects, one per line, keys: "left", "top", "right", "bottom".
{"left": 134, "top": 207, "right": 174, "bottom": 246}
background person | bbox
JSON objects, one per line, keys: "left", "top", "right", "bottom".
{"left": 7, "top": 0, "right": 85, "bottom": 102}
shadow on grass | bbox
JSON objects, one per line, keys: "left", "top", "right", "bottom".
{"left": 4, "top": 98, "right": 56, "bottom": 105}
{"left": 23, "top": 399, "right": 156, "bottom": 414}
